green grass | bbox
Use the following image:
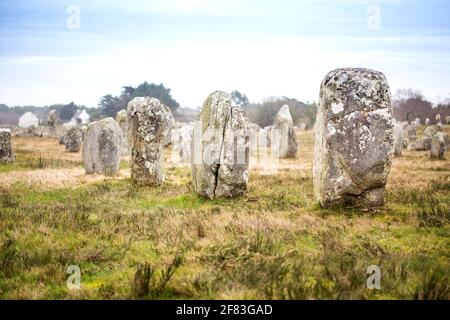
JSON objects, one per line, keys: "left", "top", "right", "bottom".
{"left": 0, "top": 150, "right": 82, "bottom": 173}
{"left": 1, "top": 170, "right": 449, "bottom": 300}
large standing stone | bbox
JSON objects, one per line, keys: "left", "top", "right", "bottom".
{"left": 116, "top": 109, "right": 129, "bottom": 156}
{"left": 313, "top": 68, "right": 394, "bottom": 208}
{"left": 127, "top": 97, "right": 174, "bottom": 186}
{"left": 192, "top": 91, "right": 250, "bottom": 199}
{"left": 64, "top": 127, "right": 83, "bottom": 152}
{"left": 435, "top": 113, "right": 441, "bottom": 124}
{"left": 273, "top": 105, "right": 297, "bottom": 158}
{"left": 82, "top": 117, "right": 122, "bottom": 176}
{"left": 430, "top": 132, "right": 447, "bottom": 159}
{"left": 0, "top": 129, "right": 14, "bottom": 163}
{"left": 393, "top": 120, "right": 404, "bottom": 156}
{"left": 446, "top": 115, "right": 450, "bottom": 125}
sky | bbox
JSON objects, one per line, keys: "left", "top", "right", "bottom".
{"left": 1, "top": 0, "right": 450, "bottom": 109}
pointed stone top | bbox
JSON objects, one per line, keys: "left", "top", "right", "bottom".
{"left": 274, "top": 104, "right": 293, "bottom": 125}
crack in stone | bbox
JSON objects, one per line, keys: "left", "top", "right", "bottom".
{"left": 212, "top": 105, "right": 231, "bottom": 197}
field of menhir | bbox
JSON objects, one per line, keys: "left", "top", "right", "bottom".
{"left": 1, "top": 69, "right": 449, "bottom": 300}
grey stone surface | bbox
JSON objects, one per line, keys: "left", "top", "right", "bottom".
{"left": 127, "top": 97, "right": 175, "bottom": 186}
{"left": 116, "top": 109, "right": 129, "bottom": 156}
{"left": 47, "top": 109, "right": 58, "bottom": 129}
{"left": 64, "top": 127, "right": 83, "bottom": 152}
{"left": 191, "top": 91, "right": 250, "bottom": 199}
{"left": 393, "top": 120, "right": 404, "bottom": 156}
{"left": 171, "top": 122, "right": 194, "bottom": 163}
{"left": 0, "top": 128, "right": 14, "bottom": 163}
{"left": 424, "top": 126, "right": 437, "bottom": 138}
{"left": 430, "top": 132, "right": 447, "bottom": 159}
{"left": 446, "top": 116, "right": 450, "bottom": 125}
{"left": 273, "top": 105, "right": 297, "bottom": 158}
{"left": 313, "top": 68, "right": 394, "bottom": 208}
{"left": 435, "top": 113, "right": 441, "bottom": 124}
{"left": 82, "top": 117, "right": 122, "bottom": 176}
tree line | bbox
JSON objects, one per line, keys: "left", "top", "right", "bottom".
{"left": 1, "top": 86, "right": 449, "bottom": 126}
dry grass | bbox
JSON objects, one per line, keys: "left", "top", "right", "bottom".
{"left": 0, "top": 127, "right": 449, "bottom": 300}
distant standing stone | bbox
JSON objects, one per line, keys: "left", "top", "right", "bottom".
{"left": 0, "top": 128, "right": 14, "bottom": 163}
{"left": 171, "top": 122, "right": 194, "bottom": 163}
{"left": 430, "top": 132, "right": 447, "bottom": 159}
{"left": 425, "top": 118, "right": 430, "bottom": 126}
{"left": 313, "top": 68, "right": 394, "bottom": 208}
{"left": 393, "top": 120, "right": 404, "bottom": 156}
{"left": 273, "top": 105, "right": 297, "bottom": 158}
{"left": 191, "top": 91, "right": 250, "bottom": 199}
{"left": 116, "top": 109, "right": 129, "bottom": 156}
{"left": 127, "top": 97, "right": 174, "bottom": 186}
{"left": 409, "top": 136, "right": 432, "bottom": 151}
{"left": 423, "top": 126, "right": 437, "bottom": 138}
{"left": 82, "top": 117, "right": 122, "bottom": 176}
{"left": 47, "top": 109, "right": 58, "bottom": 129}
{"left": 64, "top": 127, "right": 83, "bottom": 152}
{"left": 435, "top": 113, "right": 441, "bottom": 124}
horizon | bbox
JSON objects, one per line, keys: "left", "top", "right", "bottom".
{"left": 1, "top": 0, "right": 450, "bottom": 109}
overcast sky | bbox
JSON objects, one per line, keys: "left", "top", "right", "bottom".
{"left": 1, "top": 0, "right": 450, "bottom": 108}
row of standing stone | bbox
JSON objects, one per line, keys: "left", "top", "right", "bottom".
{"left": 1, "top": 68, "right": 447, "bottom": 209}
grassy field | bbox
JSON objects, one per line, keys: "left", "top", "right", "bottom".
{"left": 0, "top": 128, "right": 449, "bottom": 300}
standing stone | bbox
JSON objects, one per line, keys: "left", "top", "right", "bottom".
{"left": 0, "top": 129, "right": 14, "bottom": 163}
{"left": 435, "top": 113, "right": 441, "bottom": 124}
{"left": 64, "top": 127, "right": 83, "bottom": 152}
{"left": 127, "top": 97, "right": 174, "bottom": 186}
{"left": 446, "top": 115, "right": 450, "bottom": 125}
{"left": 425, "top": 118, "right": 430, "bottom": 126}
{"left": 82, "top": 117, "right": 122, "bottom": 176}
{"left": 415, "top": 117, "right": 421, "bottom": 125}
{"left": 409, "top": 136, "right": 432, "bottom": 151}
{"left": 313, "top": 68, "right": 394, "bottom": 208}
{"left": 430, "top": 132, "right": 447, "bottom": 159}
{"left": 164, "top": 116, "right": 176, "bottom": 147}
{"left": 273, "top": 105, "right": 297, "bottom": 158}
{"left": 47, "top": 109, "right": 58, "bottom": 128}
{"left": 171, "top": 122, "right": 194, "bottom": 163}
{"left": 393, "top": 120, "right": 404, "bottom": 156}
{"left": 116, "top": 109, "right": 129, "bottom": 156}
{"left": 402, "top": 122, "right": 409, "bottom": 148}
{"left": 247, "top": 122, "right": 262, "bottom": 156}
{"left": 406, "top": 124, "right": 417, "bottom": 150}
{"left": 424, "top": 126, "right": 437, "bottom": 138}
{"left": 192, "top": 91, "right": 250, "bottom": 199}
{"left": 18, "top": 112, "right": 39, "bottom": 128}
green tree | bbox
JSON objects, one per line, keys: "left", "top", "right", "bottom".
{"left": 59, "top": 102, "right": 78, "bottom": 120}
{"left": 98, "top": 82, "right": 180, "bottom": 118}
{"left": 231, "top": 90, "right": 249, "bottom": 107}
